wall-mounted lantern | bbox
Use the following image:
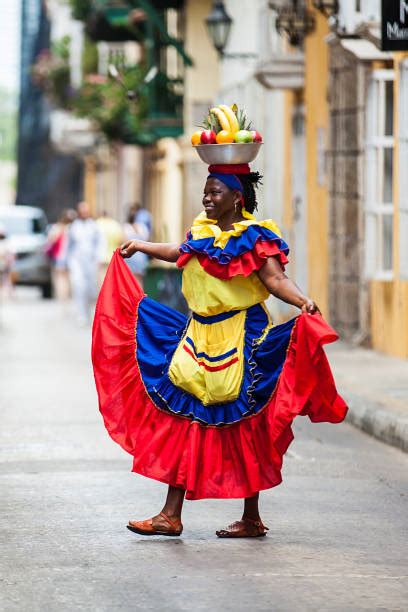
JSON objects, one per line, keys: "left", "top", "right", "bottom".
{"left": 205, "top": 1, "right": 233, "bottom": 56}
{"left": 269, "top": 1, "right": 315, "bottom": 47}
{"left": 205, "top": 1, "right": 258, "bottom": 59}
{"left": 312, "top": 0, "right": 339, "bottom": 18}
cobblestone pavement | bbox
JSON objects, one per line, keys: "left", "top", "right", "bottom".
{"left": 1, "top": 291, "right": 408, "bottom": 611}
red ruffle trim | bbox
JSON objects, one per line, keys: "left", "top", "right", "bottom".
{"left": 177, "top": 239, "right": 288, "bottom": 279}
{"left": 92, "top": 251, "right": 347, "bottom": 500}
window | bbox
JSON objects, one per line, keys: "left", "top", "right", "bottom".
{"left": 365, "top": 70, "right": 395, "bottom": 279}
{"left": 399, "top": 59, "right": 408, "bottom": 278}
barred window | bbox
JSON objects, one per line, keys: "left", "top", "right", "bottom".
{"left": 399, "top": 59, "right": 408, "bottom": 279}
{"left": 365, "top": 70, "right": 395, "bottom": 280}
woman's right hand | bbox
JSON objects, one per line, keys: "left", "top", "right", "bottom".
{"left": 120, "top": 240, "right": 139, "bottom": 258}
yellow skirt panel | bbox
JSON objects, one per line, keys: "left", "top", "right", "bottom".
{"left": 168, "top": 310, "right": 247, "bottom": 406}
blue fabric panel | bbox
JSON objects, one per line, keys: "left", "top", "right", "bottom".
{"left": 192, "top": 309, "right": 241, "bottom": 324}
{"left": 179, "top": 225, "right": 289, "bottom": 264}
{"left": 136, "top": 297, "right": 296, "bottom": 426}
{"left": 207, "top": 173, "right": 244, "bottom": 192}
{"left": 185, "top": 336, "right": 237, "bottom": 362}
{"left": 136, "top": 297, "right": 187, "bottom": 383}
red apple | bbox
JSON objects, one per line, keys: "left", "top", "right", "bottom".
{"left": 251, "top": 130, "right": 263, "bottom": 143}
{"left": 200, "top": 130, "right": 217, "bottom": 144}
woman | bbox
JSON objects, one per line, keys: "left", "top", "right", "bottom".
{"left": 92, "top": 164, "right": 347, "bottom": 538}
{"left": 122, "top": 208, "right": 150, "bottom": 287}
{"left": 46, "top": 208, "right": 76, "bottom": 302}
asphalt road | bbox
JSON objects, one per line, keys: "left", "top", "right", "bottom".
{"left": 1, "top": 291, "right": 408, "bottom": 611}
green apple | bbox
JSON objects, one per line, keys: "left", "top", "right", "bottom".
{"left": 234, "top": 130, "right": 253, "bottom": 143}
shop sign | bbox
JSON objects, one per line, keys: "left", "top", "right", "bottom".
{"left": 382, "top": 0, "right": 408, "bottom": 50}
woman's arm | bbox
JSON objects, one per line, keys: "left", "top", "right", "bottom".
{"left": 258, "top": 257, "right": 319, "bottom": 314}
{"left": 120, "top": 240, "right": 180, "bottom": 263}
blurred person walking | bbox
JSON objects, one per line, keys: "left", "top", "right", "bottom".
{"left": 46, "top": 209, "right": 76, "bottom": 302}
{"left": 67, "top": 201, "right": 103, "bottom": 326}
{"left": 123, "top": 206, "right": 150, "bottom": 286}
{"left": 0, "top": 224, "right": 14, "bottom": 300}
{"left": 96, "top": 211, "right": 124, "bottom": 288}
{"left": 132, "top": 203, "right": 152, "bottom": 236}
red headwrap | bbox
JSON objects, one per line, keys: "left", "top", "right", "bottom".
{"left": 207, "top": 164, "right": 251, "bottom": 175}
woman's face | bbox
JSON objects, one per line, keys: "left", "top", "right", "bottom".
{"left": 202, "top": 177, "right": 241, "bottom": 220}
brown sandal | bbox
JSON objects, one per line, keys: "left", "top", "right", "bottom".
{"left": 127, "top": 511, "right": 183, "bottom": 536}
{"left": 216, "top": 517, "right": 269, "bottom": 538}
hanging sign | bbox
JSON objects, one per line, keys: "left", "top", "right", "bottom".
{"left": 382, "top": 0, "right": 408, "bottom": 50}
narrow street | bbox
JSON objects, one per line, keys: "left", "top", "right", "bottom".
{"left": 1, "top": 292, "right": 408, "bottom": 611}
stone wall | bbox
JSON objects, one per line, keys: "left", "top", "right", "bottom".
{"left": 327, "top": 41, "right": 371, "bottom": 342}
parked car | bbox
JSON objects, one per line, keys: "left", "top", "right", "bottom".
{"left": 0, "top": 205, "right": 52, "bottom": 298}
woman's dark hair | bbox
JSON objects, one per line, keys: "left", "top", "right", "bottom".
{"left": 235, "top": 172, "right": 263, "bottom": 214}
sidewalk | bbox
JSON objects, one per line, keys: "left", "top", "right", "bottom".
{"left": 326, "top": 342, "right": 408, "bottom": 453}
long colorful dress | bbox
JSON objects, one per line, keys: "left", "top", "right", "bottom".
{"left": 92, "top": 210, "right": 347, "bottom": 500}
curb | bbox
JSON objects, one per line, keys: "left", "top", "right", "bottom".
{"left": 343, "top": 391, "right": 408, "bottom": 453}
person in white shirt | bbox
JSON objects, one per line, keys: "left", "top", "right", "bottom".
{"left": 67, "top": 201, "right": 104, "bottom": 325}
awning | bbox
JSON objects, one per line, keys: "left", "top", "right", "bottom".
{"left": 339, "top": 38, "right": 393, "bottom": 61}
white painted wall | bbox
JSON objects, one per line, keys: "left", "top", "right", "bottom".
{"left": 47, "top": 0, "right": 84, "bottom": 87}
{"left": 337, "top": 0, "right": 380, "bottom": 34}
{"left": 218, "top": 0, "right": 286, "bottom": 225}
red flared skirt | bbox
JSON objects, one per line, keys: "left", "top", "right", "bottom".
{"left": 92, "top": 252, "right": 347, "bottom": 500}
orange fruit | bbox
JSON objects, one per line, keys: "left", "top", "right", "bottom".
{"left": 216, "top": 130, "right": 234, "bottom": 144}
{"left": 191, "top": 130, "right": 203, "bottom": 145}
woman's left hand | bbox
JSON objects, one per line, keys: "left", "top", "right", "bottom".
{"left": 301, "top": 299, "right": 320, "bottom": 315}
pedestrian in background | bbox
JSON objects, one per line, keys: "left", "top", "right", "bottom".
{"left": 96, "top": 211, "right": 123, "bottom": 288}
{"left": 0, "top": 224, "right": 14, "bottom": 301}
{"left": 123, "top": 206, "right": 150, "bottom": 287}
{"left": 67, "top": 201, "right": 103, "bottom": 326}
{"left": 132, "top": 203, "right": 152, "bottom": 236}
{"left": 46, "top": 208, "right": 76, "bottom": 303}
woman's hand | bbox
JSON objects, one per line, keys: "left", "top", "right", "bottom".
{"left": 301, "top": 298, "right": 320, "bottom": 315}
{"left": 120, "top": 240, "right": 139, "bottom": 258}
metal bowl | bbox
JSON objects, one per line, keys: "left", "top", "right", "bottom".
{"left": 194, "top": 142, "right": 263, "bottom": 165}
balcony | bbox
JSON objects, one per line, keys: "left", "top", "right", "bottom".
{"left": 68, "top": 0, "right": 192, "bottom": 144}
{"left": 50, "top": 109, "right": 99, "bottom": 154}
{"left": 255, "top": 52, "right": 305, "bottom": 90}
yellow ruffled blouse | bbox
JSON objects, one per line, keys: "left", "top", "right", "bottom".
{"left": 181, "top": 210, "right": 282, "bottom": 316}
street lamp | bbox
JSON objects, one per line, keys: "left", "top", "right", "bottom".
{"left": 205, "top": 1, "right": 258, "bottom": 59}
{"left": 205, "top": 1, "right": 233, "bottom": 56}
{"left": 311, "top": 0, "right": 339, "bottom": 18}
{"left": 269, "top": 1, "right": 315, "bottom": 47}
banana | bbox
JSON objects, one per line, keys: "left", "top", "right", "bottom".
{"left": 210, "top": 107, "right": 230, "bottom": 132}
{"left": 219, "top": 104, "right": 239, "bottom": 133}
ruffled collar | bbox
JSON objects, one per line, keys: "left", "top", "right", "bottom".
{"left": 191, "top": 209, "right": 282, "bottom": 249}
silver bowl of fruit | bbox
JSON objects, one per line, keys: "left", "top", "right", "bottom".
{"left": 194, "top": 142, "right": 263, "bottom": 165}
{"left": 191, "top": 104, "right": 263, "bottom": 165}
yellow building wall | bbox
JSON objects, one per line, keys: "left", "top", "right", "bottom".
{"left": 371, "top": 280, "right": 408, "bottom": 357}
{"left": 184, "top": 0, "right": 219, "bottom": 129}
{"left": 304, "top": 9, "right": 330, "bottom": 316}
{"left": 370, "top": 53, "right": 408, "bottom": 358}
